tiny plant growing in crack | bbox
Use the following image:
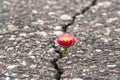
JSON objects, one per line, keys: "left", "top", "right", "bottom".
{"left": 55, "top": 33, "right": 76, "bottom": 58}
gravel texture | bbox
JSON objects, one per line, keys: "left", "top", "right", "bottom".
{"left": 0, "top": 0, "right": 94, "bottom": 34}
{"left": 0, "top": 0, "right": 95, "bottom": 80}
{"left": 57, "top": 0, "right": 120, "bottom": 80}
{"left": 0, "top": 0, "right": 120, "bottom": 80}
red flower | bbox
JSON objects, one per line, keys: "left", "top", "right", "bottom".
{"left": 55, "top": 33, "right": 76, "bottom": 47}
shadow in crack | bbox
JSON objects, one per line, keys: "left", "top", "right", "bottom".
{"left": 62, "top": 0, "right": 97, "bottom": 33}
{"left": 51, "top": 59, "right": 63, "bottom": 80}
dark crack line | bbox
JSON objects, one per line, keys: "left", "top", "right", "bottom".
{"left": 51, "top": 59, "right": 63, "bottom": 80}
{"left": 51, "top": 41, "right": 63, "bottom": 80}
{"left": 81, "top": 0, "right": 96, "bottom": 14}
{"left": 52, "top": 0, "right": 97, "bottom": 80}
{"left": 62, "top": 0, "right": 97, "bottom": 32}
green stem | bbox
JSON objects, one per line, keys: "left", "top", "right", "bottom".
{"left": 62, "top": 48, "right": 67, "bottom": 58}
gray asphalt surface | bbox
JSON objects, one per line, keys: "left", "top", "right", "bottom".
{"left": 0, "top": 0, "right": 120, "bottom": 80}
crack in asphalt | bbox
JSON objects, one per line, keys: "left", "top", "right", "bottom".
{"left": 52, "top": 0, "right": 97, "bottom": 80}
{"left": 62, "top": 0, "right": 97, "bottom": 32}
{"left": 51, "top": 41, "right": 63, "bottom": 80}
{"left": 51, "top": 59, "right": 62, "bottom": 80}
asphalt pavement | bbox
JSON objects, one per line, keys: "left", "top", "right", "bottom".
{"left": 0, "top": 0, "right": 119, "bottom": 80}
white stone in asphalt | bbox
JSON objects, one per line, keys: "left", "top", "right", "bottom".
{"left": 60, "top": 14, "right": 73, "bottom": 21}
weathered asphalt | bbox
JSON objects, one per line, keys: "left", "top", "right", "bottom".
{"left": 0, "top": 0, "right": 119, "bottom": 80}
